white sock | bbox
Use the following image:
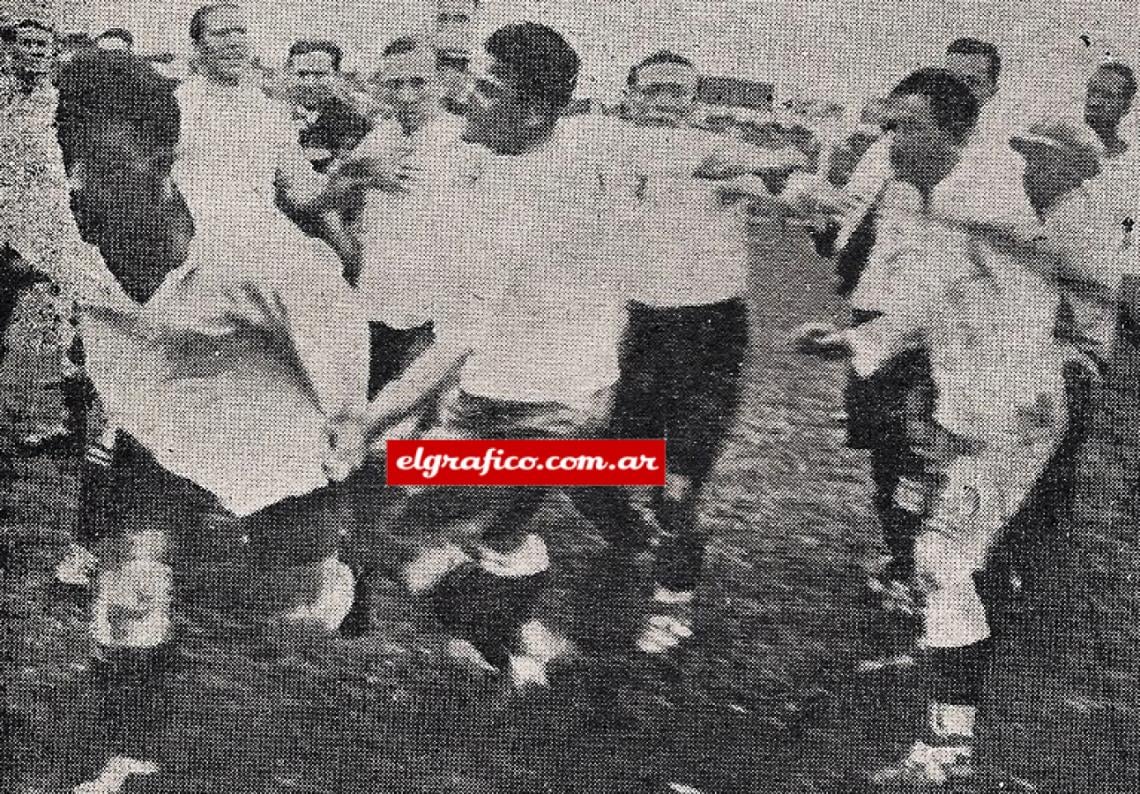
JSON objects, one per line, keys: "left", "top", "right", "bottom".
{"left": 652, "top": 585, "right": 694, "bottom": 605}
{"left": 929, "top": 701, "right": 976, "bottom": 741}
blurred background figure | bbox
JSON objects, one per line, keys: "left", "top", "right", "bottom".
{"left": 1084, "top": 60, "right": 1136, "bottom": 158}
{"left": 57, "top": 28, "right": 91, "bottom": 62}
{"left": 285, "top": 39, "right": 370, "bottom": 172}
{"left": 433, "top": 0, "right": 477, "bottom": 115}
{"left": 0, "top": 5, "right": 97, "bottom": 455}
{"left": 93, "top": 26, "right": 132, "bottom": 51}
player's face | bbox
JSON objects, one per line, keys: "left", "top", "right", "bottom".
{"left": 945, "top": 52, "right": 996, "bottom": 103}
{"left": 12, "top": 24, "right": 56, "bottom": 78}
{"left": 383, "top": 75, "right": 432, "bottom": 132}
{"left": 378, "top": 50, "right": 437, "bottom": 133}
{"left": 71, "top": 118, "right": 192, "bottom": 284}
{"left": 289, "top": 50, "right": 337, "bottom": 107}
{"left": 464, "top": 56, "right": 545, "bottom": 154}
{"left": 196, "top": 6, "right": 251, "bottom": 84}
{"left": 887, "top": 92, "right": 962, "bottom": 192}
{"left": 74, "top": 119, "right": 174, "bottom": 205}
{"left": 628, "top": 68, "right": 699, "bottom": 126}
{"left": 1085, "top": 68, "right": 1133, "bottom": 132}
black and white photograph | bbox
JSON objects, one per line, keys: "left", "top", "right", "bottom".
{"left": 0, "top": 0, "right": 1137, "bottom": 791}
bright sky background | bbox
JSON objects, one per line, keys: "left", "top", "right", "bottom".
{"left": 69, "top": 0, "right": 1138, "bottom": 120}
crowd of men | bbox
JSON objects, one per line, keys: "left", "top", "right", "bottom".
{"left": 0, "top": 1, "right": 1136, "bottom": 790}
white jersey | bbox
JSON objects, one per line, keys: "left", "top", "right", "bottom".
{"left": 173, "top": 74, "right": 317, "bottom": 228}
{"left": 437, "top": 123, "right": 632, "bottom": 408}
{"left": 617, "top": 122, "right": 755, "bottom": 308}
{"left": 354, "top": 113, "right": 472, "bottom": 329}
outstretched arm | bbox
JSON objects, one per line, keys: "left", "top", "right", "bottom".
{"left": 695, "top": 144, "right": 809, "bottom": 180}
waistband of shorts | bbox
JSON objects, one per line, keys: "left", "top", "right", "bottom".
{"left": 627, "top": 296, "right": 747, "bottom": 319}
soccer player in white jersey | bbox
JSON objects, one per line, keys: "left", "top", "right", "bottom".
{"left": 79, "top": 0, "right": 370, "bottom": 673}
{"left": 352, "top": 35, "right": 466, "bottom": 397}
{"left": 808, "top": 68, "right": 1086, "bottom": 787}
{"left": 802, "top": 39, "right": 1027, "bottom": 605}
{"left": 610, "top": 50, "right": 807, "bottom": 655}
{"left": 349, "top": 21, "right": 630, "bottom": 686}
{"left": 333, "top": 35, "right": 471, "bottom": 637}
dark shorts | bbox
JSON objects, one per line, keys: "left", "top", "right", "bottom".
{"left": 107, "top": 436, "right": 349, "bottom": 584}
{"left": 368, "top": 321, "right": 435, "bottom": 398}
{"left": 843, "top": 349, "right": 936, "bottom": 451}
{"left": 611, "top": 298, "right": 748, "bottom": 482}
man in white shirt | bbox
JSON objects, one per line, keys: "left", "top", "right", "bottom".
{"left": 812, "top": 68, "right": 1071, "bottom": 788}
{"left": 175, "top": 4, "right": 350, "bottom": 255}
{"left": 820, "top": 38, "right": 1012, "bottom": 272}
{"left": 351, "top": 22, "right": 627, "bottom": 685}
{"left": 56, "top": 47, "right": 369, "bottom": 789}
{"left": 333, "top": 35, "right": 471, "bottom": 638}
{"left": 607, "top": 50, "right": 806, "bottom": 655}
{"left": 806, "top": 38, "right": 1029, "bottom": 598}
{"left": 352, "top": 35, "right": 466, "bottom": 396}
{"left": 77, "top": 5, "right": 371, "bottom": 661}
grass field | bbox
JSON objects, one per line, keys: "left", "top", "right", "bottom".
{"left": 2, "top": 222, "right": 1137, "bottom": 792}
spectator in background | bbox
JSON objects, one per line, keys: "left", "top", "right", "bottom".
{"left": 260, "top": 36, "right": 368, "bottom": 276}
{"left": 350, "top": 36, "right": 464, "bottom": 391}
{"left": 94, "top": 27, "right": 134, "bottom": 51}
{"left": 944, "top": 37, "right": 1000, "bottom": 107}
{"left": 332, "top": 35, "right": 473, "bottom": 635}
{"left": 0, "top": 11, "right": 100, "bottom": 455}
{"left": 58, "top": 30, "right": 94, "bottom": 63}
{"left": 286, "top": 39, "right": 370, "bottom": 173}
{"left": 1085, "top": 60, "right": 1136, "bottom": 160}
{"left": 1036, "top": 63, "right": 1137, "bottom": 369}
{"left": 434, "top": 0, "right": 478, "bottom": 115}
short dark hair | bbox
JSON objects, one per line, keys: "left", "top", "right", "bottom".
{"left": 189, "top": 3, "right": 240, "bottom": 42}
{"left": 382, "top": 37, "right": 420, "bottom": 58}
{"left": 287, "top": 39, "right": 343, "bottom": 71}
{"left": 484, "top": 22, "right": 578, "bottom": 113}
{"left": 891, "top": 67, "right": 980, "bottom": 142}
{"left": 1097, "top": 60, "right": 1138, "bottom": 102}
{"left": 96, "top": 27, "right": 134, "bottom": 47}
{"left": 946, "top": 37, "right": 1001, "bottom": 85}
{"left": 56, "top": 49, "right": 180, "bottom": 170}
{"left": 12, "top": 18, "right": 54, "bottom": 35}
{"left": 627, "top": 49, "right": 695, "bottom": 87}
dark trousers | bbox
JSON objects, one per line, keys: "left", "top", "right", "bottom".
{"left": 608, "top": 298, "right": 749, "bottom": 592}
{"left": 0, "top": 244, "right": 48, "bottom": 363}
{"left": 845, "top": 336, "right": 937, "bottom": 576}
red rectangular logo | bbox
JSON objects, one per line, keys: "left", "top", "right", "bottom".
{"left": 385, "top": 439, "right": 666, "bottom": 486}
